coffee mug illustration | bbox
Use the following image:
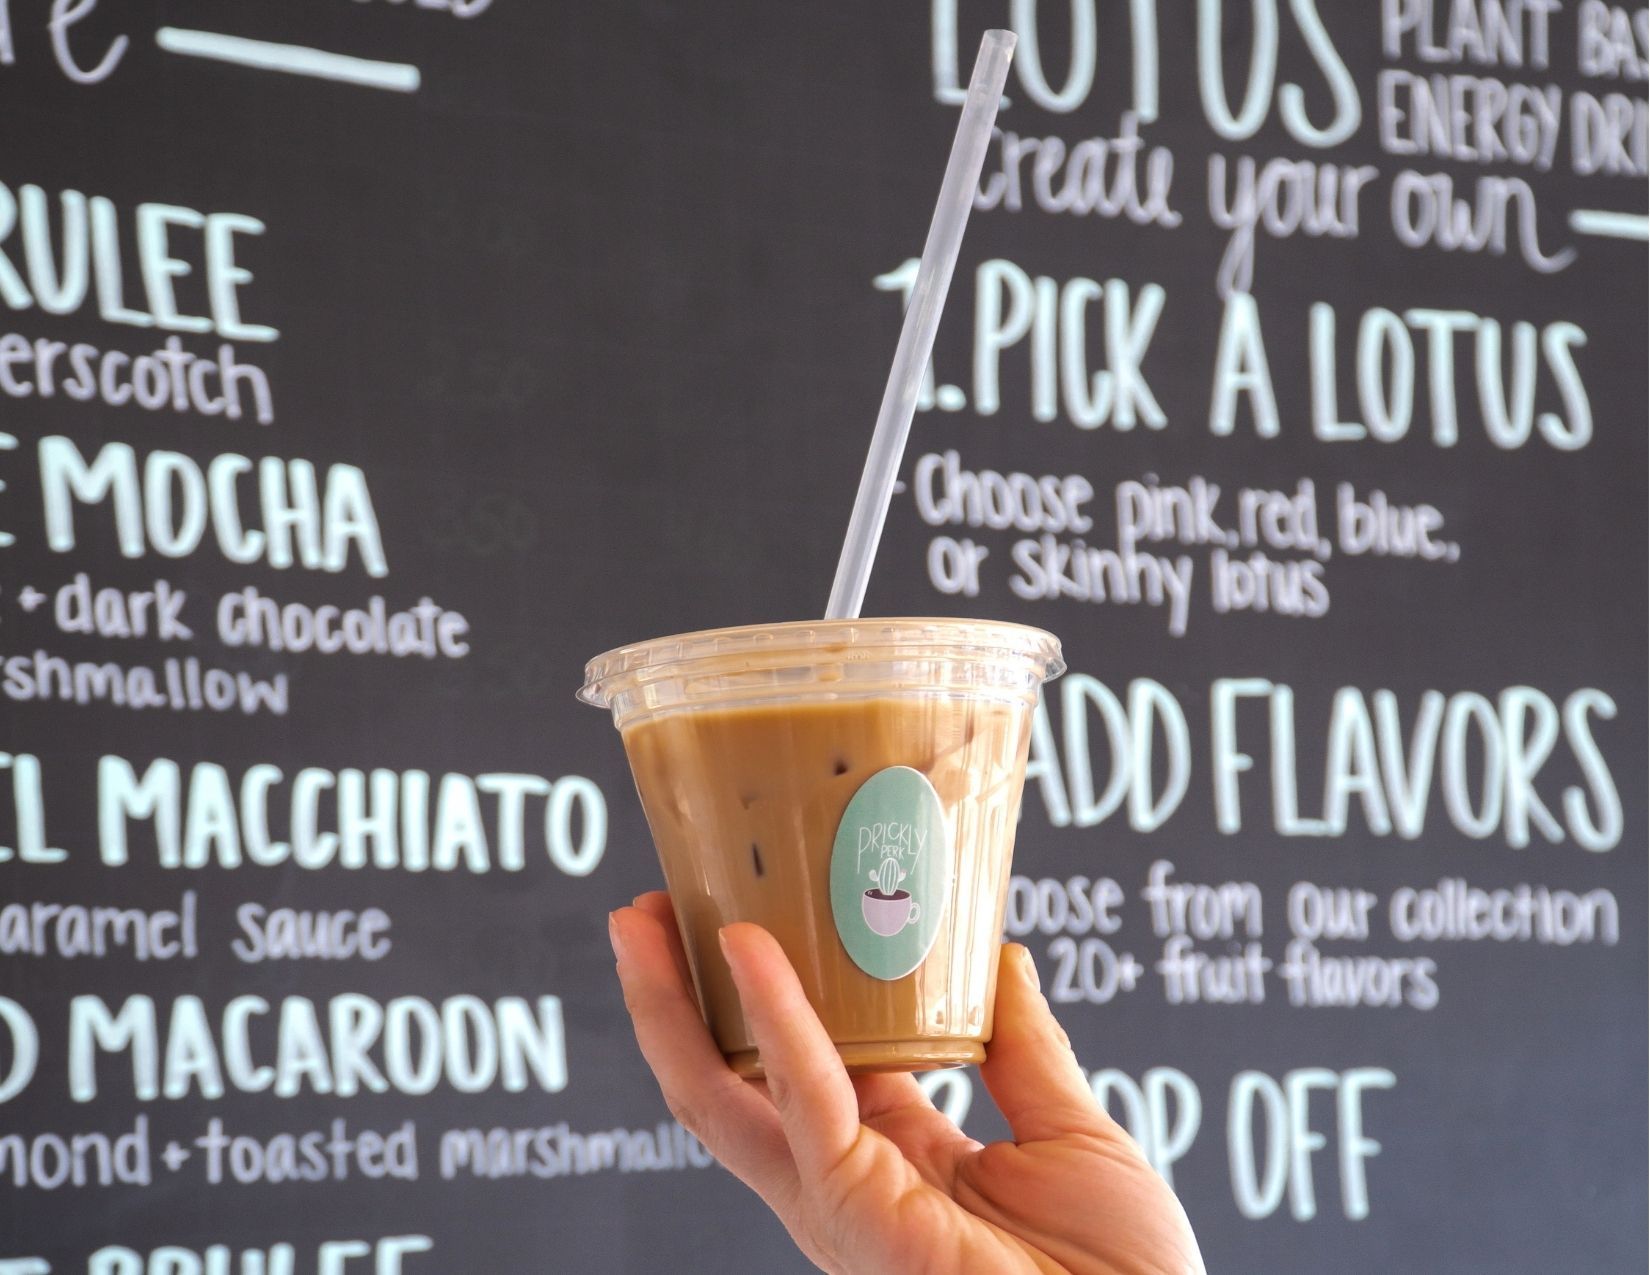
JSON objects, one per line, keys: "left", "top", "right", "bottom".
{"left": 863, "top": 854, "right": 922, "bottom": 936}
{"left": 831, "top": 767, "right": 952, "bottom": 980}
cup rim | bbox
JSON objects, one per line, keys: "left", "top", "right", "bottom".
{"left": 578, "top": 616, "right": 1065, "bottom": 709}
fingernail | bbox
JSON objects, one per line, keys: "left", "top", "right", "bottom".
{"left": 1021, "top": 945, "right": 1041, "bottom": 991}
{"left": 608, "top": 911, "right": 625, "bottom": 963}
{"left": 717, "top": 926, "right": 739, "bottom": 975}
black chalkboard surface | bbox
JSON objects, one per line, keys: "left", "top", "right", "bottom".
{"left": 0, "top": 3, "right": 1644, "bottom": 1272}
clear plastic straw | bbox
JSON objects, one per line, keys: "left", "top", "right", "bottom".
{"left": 824, "top": 29, "right": 1016, "bottom": 620}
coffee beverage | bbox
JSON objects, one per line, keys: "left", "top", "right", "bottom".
{"left": 581, "top": 619, "right": 1063, "bottom": 1076}
{"left": 622, "top": 694, "right": 1030, "bottom": 1074}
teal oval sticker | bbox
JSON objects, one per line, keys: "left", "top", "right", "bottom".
{"left": 830, "top": 766, "right": 952, "bottom": 980}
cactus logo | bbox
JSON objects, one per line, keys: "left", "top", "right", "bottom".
{"left": 830, "top": 766, "right": 952, "bottom": 980}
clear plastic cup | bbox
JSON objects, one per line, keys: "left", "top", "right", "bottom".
{"left": 580, "top": 618, "right": 1064, "bottom": 1076}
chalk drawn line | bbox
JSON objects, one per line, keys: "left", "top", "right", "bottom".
{"left": 155, "top": 27, "right": 421, "bottom": 93}
{"left": 1568, "top": 210, "right": 1649, "bottom": 242}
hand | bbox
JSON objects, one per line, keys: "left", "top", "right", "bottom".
{"left": 610, "top": 892, "right": 1204, "bottom": 1275}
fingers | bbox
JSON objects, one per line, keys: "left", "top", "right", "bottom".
{"left": 853, "top": 1073, "right": 984, "bottom": 1192}
{"left": 852, "top": 1072, "right": 978, "bottom": 1147}
{"left": 979, "top": 943, "right": 1117, "bottom": 1145}
{"left": 631, "top": 890, "right": 695, "bottom": 1001}
{"left": 718, "top": 922, "right": 865, "bottom": 1183}
{"left": 609, "top": 907, "right": 798, "bottom": 1196}
{"left": 851, "top": 1071, "right": 934, "bottom": 1122}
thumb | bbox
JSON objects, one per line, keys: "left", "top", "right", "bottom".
{"left": 978, "top": 943, "right": 1126, "bottom": 1146}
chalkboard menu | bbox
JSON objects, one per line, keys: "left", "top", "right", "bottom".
{"left": 1, "top": 2, "right": 1645, "bottom": 1272}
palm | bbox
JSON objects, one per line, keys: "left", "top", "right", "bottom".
{"left": 800, "top": 1075, "right": 1197, "bottom": 1275}
{"left": 612, "top": 892, "right": 1202, "bottom": 1275}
